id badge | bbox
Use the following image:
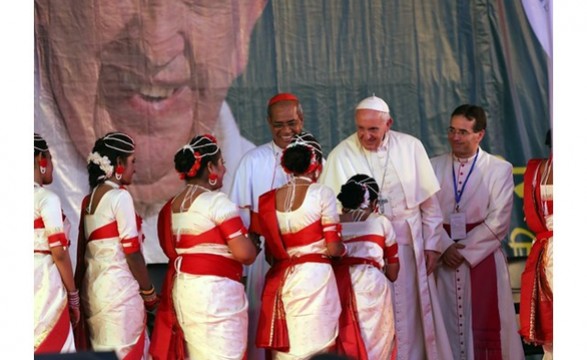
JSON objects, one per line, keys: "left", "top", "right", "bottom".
{"left": 449, "top": 212, "right": 467, "bottom": 240}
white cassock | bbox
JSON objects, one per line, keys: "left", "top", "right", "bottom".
{"left": 36, "top": 57, "right": 255, "bottom": 265}
{"left": 430, "top": 148, "right": 524, "bottom": 360}
{"left": 228, "top": 141, "right": 289, "bottom": 360}
{"left": 319, "top": 130, "right": 453, "bottom": 360}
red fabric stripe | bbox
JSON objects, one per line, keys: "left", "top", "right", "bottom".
{"left": 256, "top": 253, "right": 332, "bottom": 351}
{"left": 176, "top": 227, "right": 226, "bottom": 248}
{"left": 34, "top": 250, "right": 52, "bottom": 254}
{"left": 345, "top": 234, "right": 386, "bottom": 249}
{"left": 48, "top": 232, "right": 68, "bottom": 247}
{"left": 218, "top": 216, "right": 247, "bottom": 239}
{"left": 523, "top": 159, "right": 549, "bottom": 234}
{"left": 88, "top": 221, "right": 119, "bottom": 241}
{"left": 442, "top": 221, "right": 483, "bottom": 238}
{"left": 121, "top": 236, "right": 141, "bottom": 254}
{"left": 384, "top": 243, "right": 399, "bottom": 263}
{"left": 149, "top": 199, "right": 187, "bottom": 360}
{"left": 323, "top": 223, "right": 342, "bottom": 243}
{"left": 250, "top": 211, "right": 262, "bottom": 234}
{"left": 177, "top": 218, "right": 246, "bottom": 249}
{"left": 178, "top": 253, "right": 243, "bottom": 282}
{"left": 519, "top": 236, "right": 553, "bottom": 345}
{"left": 332, "top": 257, "right": 370, "bottom": 359}
{"left": 470, "top": 255, "right": 503, "bottom": 359}
{"left": 35, "top": 303, "right": 71, "bottom": 354}
{"left": 281, "top": 220, "right": 324, "bottom": 248}
{"left": 34, "top": 217, "right": 45, "bottom": 229}
{"left": 122, "top": 324, "right": 146, "bottom": 360}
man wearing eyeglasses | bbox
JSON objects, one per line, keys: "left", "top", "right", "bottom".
{"left": 229, "top": 92, "right": 305, "bottom": 359}
{"left": 430, "top": 104, "right": 524, "bottom": 359}
{"left": 319, "top": 95, "right": 454, "bottom": 360}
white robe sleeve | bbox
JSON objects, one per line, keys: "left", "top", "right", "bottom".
{"left": 459, "top": 161, "right": 514, "bottom": 267}
{"left": 419, "top": 195, "right": 446, "bottom": 253}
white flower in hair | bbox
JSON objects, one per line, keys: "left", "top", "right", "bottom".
{"left": 359, "top": 185, "right": 370, "bottom": 209}
{"left": 87, "top": 152, "right": 114, "bottom": 178}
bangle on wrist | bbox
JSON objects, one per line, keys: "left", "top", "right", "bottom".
{"left": 139, "top": 285, "right": 155, "bottom": 296}
{"left": 68, "top": 289, "right": 80, "bottom": 308}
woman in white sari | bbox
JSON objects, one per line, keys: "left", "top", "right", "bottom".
{"left": 335, "top": 174, "right": 400, "bottom": 360}
{"left": 256, "top": 132, "right": 346, "bottom": 360}
{"left": 150, "top": 134, "right": 257, "bottom": 360}
{"left": 34, "top": 133, "right": 80, "bottom": 354}
{"left": 75, "top": 132, "right": 159, "bottom": 359}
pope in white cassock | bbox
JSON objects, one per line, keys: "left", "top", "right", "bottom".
{"left": 319, "top": 96, "right": 453, "bottom": 360}
{"left": 229, "top": 93, "right": 305, "bottom": 360}
{"left": 430, "top": 104, "right": 524, "bottom": 360}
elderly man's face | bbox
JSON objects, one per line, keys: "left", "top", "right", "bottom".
{"left": 355, "top": 109, "right": 392, "bottom": 151}
{"left": 36, "top": 0, "right": 266, "bottom": 202}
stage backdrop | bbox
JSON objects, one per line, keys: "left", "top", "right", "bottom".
{"left": 35, "top": 0, "right": 549, "bottom": 263}
{"left": 227, "top": 0, "right": 550, "bottom": 258}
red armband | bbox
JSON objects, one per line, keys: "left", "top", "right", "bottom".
{"left": 48, "top": 232, "right": 68, "bottom": 248}
{"left": 323, "top": 223, "right": 342, "bottom": 243}
{"left": 219, "top": 217, "right": 247, "bottom": 239}
{"left": 121, "top": 236, "right": 141, "bottom": 254}
{"left": 384, "top": 243, "right": 399, "bottom": 263}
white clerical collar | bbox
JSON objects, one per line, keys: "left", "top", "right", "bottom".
{"left": 271, "top": 141, "right": 284, "bottom": 155}
{"left": 452, "top": 151, "right": 477, "bottom": 164}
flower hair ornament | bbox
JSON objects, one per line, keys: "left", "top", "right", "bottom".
{"left": 358, "top": 183, "right": 370, "bottom": 209}
{"left": 176, "top": 134, "right": 219, "bottom": 180}
{"left": 87, "top": 152, "right": 114, "bottom": 180}
{"left": 177, "top": 147, "right": 203, "bottom": 180}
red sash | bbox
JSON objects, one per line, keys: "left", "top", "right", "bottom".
{"left": 442, "top": 221, "right": 484, "bottom": 238}
{"left": 332, "top": 257, "right": 380, "bottom": 360}
{"left": 519, "top": 158, "right": 554, "bottom": 345}
{"left": 523, "top": 159, "right": 549, "bottom": 234}
{"left": 470, "top": 255, "right": 503, "bottom": 359}
{"left": 34, "top": 217, "right": 45, "bottom": 229}
{"left": 35, "top": 303, "right": 71, "bottom": 354}
{"left": 122, "top": 326, "right": 147, "bottom": 360}
{"left": 149, "top": 199, "right": 187, "bottom": 360}
{"left": 255, "top": 190, "right": 332, "bottom": 352}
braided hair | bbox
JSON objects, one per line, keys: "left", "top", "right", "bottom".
{"left": 174, "top": 134, "right": 220, "bottom": 181}
{"left": 87, "top": 132, "right": 135, "bottom": 189}
{"left": 337, "top": 174, "right": 379, "bottom": 210}
{"left": 34, "top": 133, "right": 49, "bottom": 156}
{"left": 281, "top": 131, "right": 322, "bottom": 175}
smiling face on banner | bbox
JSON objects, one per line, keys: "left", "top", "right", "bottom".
{"left": 35, "top": 0, "right": 267, "bottom": 203}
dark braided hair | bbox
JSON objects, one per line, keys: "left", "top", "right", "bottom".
{"left": 281, "top": 131, "right": 322, "bottom": 175}
{"left": 34, "top": 133, "right": 49, "bottom": 157}
{"left": 87, "top": 132, "right": 135, "bottom": 189}
{"left": 337, "top": 174, "right": 379, "bottom": 210}
{"left": 174, "top": 134, "right": 220, "bottom": 180}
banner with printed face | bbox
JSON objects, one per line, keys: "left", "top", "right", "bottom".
{"left": 35, "top": 0, "right": 550, "bottom": 264}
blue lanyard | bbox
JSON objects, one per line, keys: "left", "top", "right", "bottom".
{"left": 452, "top": 149, "right": 479, "bottom": 211}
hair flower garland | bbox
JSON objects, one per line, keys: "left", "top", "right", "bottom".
{"left": 87, "top": 152, "right": 114, "bottom": 178}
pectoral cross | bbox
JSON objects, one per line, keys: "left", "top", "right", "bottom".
{"left": 378, "top": 197, "right": 389, "bottom": 214}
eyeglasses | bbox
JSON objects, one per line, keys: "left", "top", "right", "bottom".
{"left": 271, "top": 119, "right": 301, "bottom": 130}
{"left": 447, "top": 127, "right": 473, "bottom": 137}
